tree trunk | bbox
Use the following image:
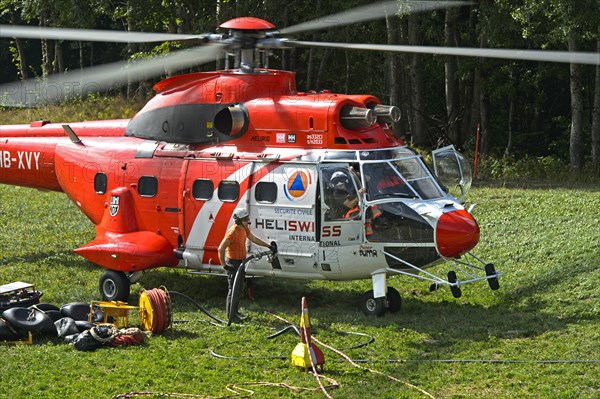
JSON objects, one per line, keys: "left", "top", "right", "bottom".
{"left": 89, "top": 42, "right": 94, "bottom": 67}
{"left": 315, "top": 49, "right": 330, "bottom": 90}
{"left": 591, "top": 23, "right": 600, "bottom": 175}
{"left": 281, "top": 4, "right": 289, "bottom": 70}
{"left": 345, "top": 50, "right": 350, "bottom": 94}
{"left": 126, "top": 1, "right": 135, "bottom": 99}
{"left": 306, "top": 0, "right": 321, "bottom": 90}
{"left": 505, "top": 96, "right": 515, "bottom": 157}
{"left": 54, "top": 41, "right": 64, "bottom": 74}
{"left": 444, "top": 8, "right": 460, "bottom": 145}
{"left": 505, "top": 64, "right": 516, "bottom": 157}
{"left": 38, "top": 9, "right": 54, "bottom": 78}
{"left": 470, "top": 68, "right": 482, "bottom": 148}
{"left": 459, "top": 6, "right": 478, "bottom": 146}
{"left": 385, "top": 12, "right": 401, "bottom": 135}
{"left": 480, "top": 91, "right": 492, "bottom": 158}
{"left": 9, "top": 12, "right": 28, "bottom": 80}
{"left": 478, "top": 31, "right": 491, "bottom": 158}
{"left": 398, "top": 18, "right": 411, "bottom": 136}
{"left": 79, "top": 41, "right": 84, "bottom": 70}
{"left": 568, "top": 31, "right": 584, "bottom": 171}
{"left": 408, "top": 14, "right": 427, "bottom": 146}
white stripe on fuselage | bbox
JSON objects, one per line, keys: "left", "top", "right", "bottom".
{"left": 185, "top": 162, "right": 270, "bottom": 248}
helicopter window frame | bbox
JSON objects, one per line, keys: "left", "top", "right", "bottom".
{"left": 361, "top": 161, "right": 419, "bottom": 201}
{"left": 192, "top": 179, "right": 214, "bottom": 201}
{"left": 218, "top": 180, "right": 240, "bottom": 202}
{"left": 320, "top": 163, "right": 362, "bottom": 221}
{"left": 390, "top": 157, "right": 445, "bottom": 199}
{"left": 138, "top": 176, "right": 158, "bottom": 197}
{"left": 359, "top": 147, "right": 446, "bottom": 200}
{"left": 94, "top": 172, "right": 107, "bottom": 194}
{"left": 255, "top": 181, "right": 277, "bottom": 204}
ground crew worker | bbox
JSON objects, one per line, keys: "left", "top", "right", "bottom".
{"left": 218, "top": 207, "right": 271, "bottom": 322}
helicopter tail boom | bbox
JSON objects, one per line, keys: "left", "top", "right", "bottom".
{"left": 0, "top": 120, "right": 129, "bottom": 191}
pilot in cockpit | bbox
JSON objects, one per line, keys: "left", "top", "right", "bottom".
{"left": 329, "top": 170, "right": 361, "bottom": 219}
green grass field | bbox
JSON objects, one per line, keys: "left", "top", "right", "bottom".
{"left": 1, "top": 182, "right": 599, "bottom": 399}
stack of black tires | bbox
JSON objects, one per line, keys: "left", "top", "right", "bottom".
{"left": 0, "top": 302, "right": 96, "bottom": 342}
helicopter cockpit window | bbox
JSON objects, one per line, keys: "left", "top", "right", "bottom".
{"left": 94, "top": 172, "right": 107, "bottom": 194}
{"left": 218, "top": 180, "right": 240, "bottom": 202}
{"left": 392, "top": 157, "right": 444, "bottom": 199}
{"left": 255, "top": 182, "right": 277, "bottom": 203}
{"left": 138, "top": 176, "right": 158, "bottom": 197}
{"left": 322, "top": 167, "right": 361, "bottom": 221}
{"left": 192, "top": 179, "right": 214, "bottom": 200}
{"left": 362, "top": 163, "right": 416, "bottom": 200}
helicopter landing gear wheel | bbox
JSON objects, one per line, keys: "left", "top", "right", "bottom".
{"left": 139, "top": 287, "right": 171, "bottom": 334}
{"left": 361, "top": 290, "right": 386, "bottom": 317}
{"left": 485, "top": 263, "right": 500, "bottom": 290}
{"left": 386, "top": 287, "right": 402, "bottom": 313}
{"left": 447, "top": 271, "right": 462, "bottom": 298}
{"left": 99, "top": 270, "right": 130, "bottom": 302}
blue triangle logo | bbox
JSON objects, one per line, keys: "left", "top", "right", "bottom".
{"left": 289, "top": 173, "right": 305, "bottom": 191}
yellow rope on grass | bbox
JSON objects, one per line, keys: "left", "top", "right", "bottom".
{"left": 269, "top": 312, "right": 437, "bottom": 399}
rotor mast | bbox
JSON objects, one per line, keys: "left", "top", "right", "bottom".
{"left": 219, "top": 17, "right": 276, "bottom": 73}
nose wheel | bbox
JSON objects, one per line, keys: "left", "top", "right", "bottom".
{"left": 447, "top": 271, "right": 462, "bottom": 298}
{"left": 485, "top": 263, "right": 500, "bottom": 290}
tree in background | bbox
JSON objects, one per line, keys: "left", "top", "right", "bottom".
{"left": 1, "top": 0, "right": 598, "bottom": 173}
{"left": 511, "top": 0, "right": 600, "bottom": 171}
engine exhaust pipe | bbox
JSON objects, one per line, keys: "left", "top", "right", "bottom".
{"left": 340, "top": 106, "right": 376, "bottom": 129}
{"left": 371, "top": 104, "right": 401, "bottom": 124}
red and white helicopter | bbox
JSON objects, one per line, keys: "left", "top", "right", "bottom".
{"left": 1, "top": 1, "right": 598, "bottom": 315}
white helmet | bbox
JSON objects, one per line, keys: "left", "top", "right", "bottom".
{"left": 233, "top": 207, "right": 250, "bottom": 221}
{"left": 330, "top": 171, "right": 350, "bottom": 190}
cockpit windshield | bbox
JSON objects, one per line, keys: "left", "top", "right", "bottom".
{"left": 360, "top": 150, "right": 445, "bottom": 200}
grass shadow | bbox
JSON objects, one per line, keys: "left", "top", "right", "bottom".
{"left": 132, "top": 249, "right": 599, "bottom": 352}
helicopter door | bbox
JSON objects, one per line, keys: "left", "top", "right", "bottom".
{"left": 431, "top": 145, "right": 473, "bottom": 203}
{"left": 248, "top": 163, "right": 318, "bottom": 275}
{"left": 181, "top": 159, "right": 255, "bottom": 266}
{"left": 318, "top": 163, "right": 364, "bottom": 274}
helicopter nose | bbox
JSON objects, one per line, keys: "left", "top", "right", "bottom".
{"left": 435, "top": 209, "right": 480, "bottom": 258}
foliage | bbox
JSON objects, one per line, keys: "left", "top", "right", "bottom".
{"left": 0, "top": 1, "right": 599, "bottom": 168}
{"left": 0, "top": 94, "right": 146, "bottom": 123}
{"left": 1, "top": 182, "right": 599, "bottom": 398}
{"left": 474, "top": 154, "right": 600, "bottom": 184}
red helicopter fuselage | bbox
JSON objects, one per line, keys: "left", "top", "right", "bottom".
{"left": 1, "top": 68, "right": 483, "bottom": 305}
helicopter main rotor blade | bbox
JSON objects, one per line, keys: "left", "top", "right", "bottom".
{"left": 0, "top": 44, "right": 226, "bottom": 107}
{"left": 0, "top": 24, "right": 205, "bottom": 43}
{"left": 280, "top": 0, "right": 471, "bottom": 36}
{"left": 285, "top": 40, "right": 600, "bottom": 66}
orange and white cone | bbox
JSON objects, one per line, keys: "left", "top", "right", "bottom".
{"left": 291, "top": 297, "right": 325, "bottom": 372}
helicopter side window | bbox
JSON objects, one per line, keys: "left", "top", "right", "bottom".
{"left": 192, "top": 179, "right": 214, "bottom": 200}
{"left": 138, "top": 176, "right": 158, "bottom": 197}
{"left": 324, "top": 168, "right": 361, "bottom": 220}
{"left": 218, "top": 180, "right": 240, "bottom": 202}
{"left": 255, "top": 181, "right": 277, "bottom": 203}
{"left": 94, "top": 172, "right": 107, "bottom": 194}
